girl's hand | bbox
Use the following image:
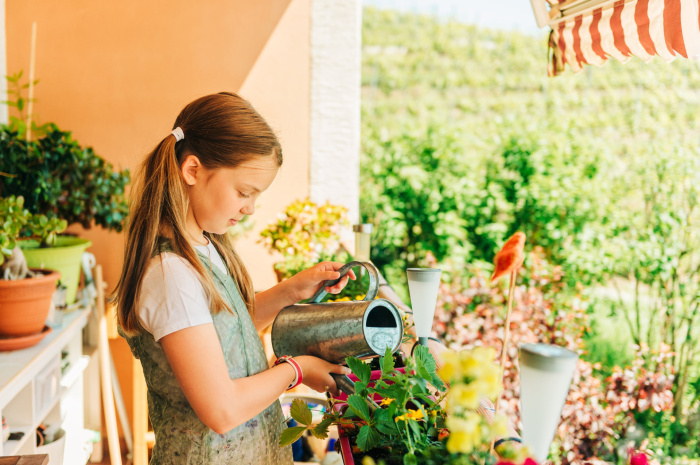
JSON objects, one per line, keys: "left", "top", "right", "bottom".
{"left": 295, "top": 355, "right": 351, "bottom": 396}
{"left": 287, "top": 261, "right": 357, "bottom": 303}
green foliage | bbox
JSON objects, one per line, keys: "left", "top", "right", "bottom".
{"left": 25, "top": 214, "right": 67, "bottom": 248}
{"left": 1, "top": 71, "right": 130, "bottom": 233}
{"left": 0, "top": 195, "right": 67, "bottom": 278}
{"left": 360, "top": 7, "right": 700, "bottom": 292}
{"left": 280, "top": 348, "right": 450, "bottom": 463}
{"left": 360, "top": 8, "right": 700, "bottom": 456}
{"left": 1, "top": 71, "right": 52, "bottom": 138}
{"left": 0, "top": 195, "right": 31, "bottom": 265}
{"left": 0, "top": 126, "right": 130, "bottom": 231}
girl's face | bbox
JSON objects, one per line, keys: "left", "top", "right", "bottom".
{"left": 182, "top": 155, "right": 279, "bottom": 239}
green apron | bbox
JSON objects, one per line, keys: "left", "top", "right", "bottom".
{"left": 121, "top": 240, "right": 292, "bottom": 464}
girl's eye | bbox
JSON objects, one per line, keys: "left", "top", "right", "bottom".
{"left": 239, "top": 191, "right": 251, "bottom": 199}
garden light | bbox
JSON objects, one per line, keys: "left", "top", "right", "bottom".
{"left": 519, "top": 343, "right": 578, "bottom": 463}
{"left": 353, "top": 223, "right": 373, "bottom": 262}
{"left": 406, "top": 268, "right": 441, "bottom": 346}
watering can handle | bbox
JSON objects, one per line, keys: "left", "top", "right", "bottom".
{"left": 309, "top": 261, "right": 379, "bottom": 304}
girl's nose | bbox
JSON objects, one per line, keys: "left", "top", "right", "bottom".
{"left": 241, "top": 201, "right": 254, "bottom": 216}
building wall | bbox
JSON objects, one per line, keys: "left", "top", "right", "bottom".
{"left": 5, "top": 0, "right": 312, "bottom": 438}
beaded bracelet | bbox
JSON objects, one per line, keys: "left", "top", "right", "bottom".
{"left": 274, "top": 356, "right": 303, "bottom": 390}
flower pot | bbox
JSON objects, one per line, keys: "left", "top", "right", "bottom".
{"left": 0, "top": 269, "right": 60, "bottom": 337}
{"left": 20, "top": 236, "right": 91, "bottom": 304}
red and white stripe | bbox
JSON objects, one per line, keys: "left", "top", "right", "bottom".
{"left": 548, "top": 0, "right": 700, "bottom": 75}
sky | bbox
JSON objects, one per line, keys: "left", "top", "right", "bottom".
{"left": 362, "top": 0, "right": 545, "bottom": 36}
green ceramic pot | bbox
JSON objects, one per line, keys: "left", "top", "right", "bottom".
{"left": 20, "top": 236, "right": 92, "bottom": 304}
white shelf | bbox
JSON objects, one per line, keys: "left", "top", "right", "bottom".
{"left": 4, "top": 425, "right": 33, "bottom": 455}
{"left": 0, "top": 306, "right": 96, "bottom": 460}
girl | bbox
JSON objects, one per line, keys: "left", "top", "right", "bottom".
{"left": 113, "top": 92, "right": 354, "bottom": 464}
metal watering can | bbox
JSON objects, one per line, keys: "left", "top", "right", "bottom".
{"left": 271, "top": 261, "right": 404, "bottom": 394}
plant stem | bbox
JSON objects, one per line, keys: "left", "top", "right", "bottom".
{"left": 495, "top": 270, "right": 517, "bottom": 418}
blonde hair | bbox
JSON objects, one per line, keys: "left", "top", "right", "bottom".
{"left": 113, "top": 92, "right": 282, "bottom": 335}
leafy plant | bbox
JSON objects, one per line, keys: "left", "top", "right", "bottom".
{"left": 259, "top": 198, "right": 349, "bottom": 279}
{"left": 0, "top": 195, "right": 66, "bottom": 279}
{"left": 281, "top": 346, "right": 530, "bottom": 465}
{"left": 0, "top": 71, "right": 130, "bottom": 232}
{"left": 0, "top": 195, "right": 31, "bottom": 265}
{"left": 0, "top": 126, "right": 130, "bottom": 231}
{"left": 1, "top": 71, "right": 52, "bottom": 138}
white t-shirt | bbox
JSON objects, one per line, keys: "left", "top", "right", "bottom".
{"left": 137, "top": 241, "right": 229, "bottom": 341}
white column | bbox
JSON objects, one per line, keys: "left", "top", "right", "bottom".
{"left": 309, "top": 0, "right": 362, "bottom": 225}
{"left": 0, "top": 0, "right": 7, "bottom": 124}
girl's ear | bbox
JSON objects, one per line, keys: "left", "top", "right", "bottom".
{"left": 181, "top": 154, "right": 203, "bottom": 186}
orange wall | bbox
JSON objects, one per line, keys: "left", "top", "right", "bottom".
{"left": 6, "top": 0, "right": 311, "bottom": 438}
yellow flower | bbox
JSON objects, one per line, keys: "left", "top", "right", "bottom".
{"left": 395, "top": 409, "right": 424, "bottom": 422}
{"left": 488, "top": 414, "right": 509, "bottom": 440}
{"left": 446, "top": 413, "right": 482, "bottom": 454}
{"left": 379, "top": 397, "right": 394, "bottom": 407}
{"left": 448, "top": 384, "right": 480, "bottom": 410}
{"left": 438, "top": 350, "right": 459, "bottom": 382}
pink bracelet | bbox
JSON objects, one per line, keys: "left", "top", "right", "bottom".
{"left": 275, "top": 356, "right": 303, "bottom": 390}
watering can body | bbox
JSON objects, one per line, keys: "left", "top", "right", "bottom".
{"left": 271, "top": 261, "right": 404, "bottom": 365}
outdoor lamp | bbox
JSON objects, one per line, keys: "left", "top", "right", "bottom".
{"left": 353, "top": 224, "right": 373, "bottom": 262}
{"left": 519, "top": 343, "right": 578, "bottom": 463}
{"left": 406, "top": 268, "right": 441, "bottom": 346}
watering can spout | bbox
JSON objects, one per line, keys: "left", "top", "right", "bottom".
{"left": 271, "top": 261, "right": 404, "bottom": 365}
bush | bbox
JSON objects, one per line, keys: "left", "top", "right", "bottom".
{"left": 0, "top": 125, "right": 130, "bottom": 231}
{"left": 431, "top": 252, "right": 674, "bottom": 464}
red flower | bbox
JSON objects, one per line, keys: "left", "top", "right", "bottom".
{"left": 496, "top": 459, "right": 538, "bottom": 465}
{"left": 491, "top": 232, "right": 526, "bottom": 283}
{"left": 629, "top": 450, "right": 649, "bottom": 465}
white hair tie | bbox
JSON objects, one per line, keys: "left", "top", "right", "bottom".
{"left": 171, "top": 127, "right": 184, "bottom": 142}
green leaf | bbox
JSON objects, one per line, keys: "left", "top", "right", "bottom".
{"left": 290, "top": 398, "right": 313, "bottom": 426}
{"left": 311, "top": 417, "right": 334, "bottom": 440}
{"left": 381, "top": 346, "right": 395, "bottom": 375}
{"left": 373, "top": 408, "right": 398, "bottom": 435}
{"left": 414, "top": 345, "right": 445, "bottom": 391}
{"left": 356, "top": 425, "right": 380, "bottom": 451}
{"left": 346, "top": 356, "right": 371, "bottom": 385}
{"left": 347, "top": 394, "right": 371, "bottom": 423}
{"left": 403, "top": 452, "right": 418, "bottom": 465}
{"left": 354, "top": 380, "right": 368, "bottom": 397}
{"left": 279, "top": 426, "right": 307, "bottom": 447}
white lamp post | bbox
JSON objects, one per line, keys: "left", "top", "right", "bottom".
{"left": 519, "top": 343, "right": 578, "bottom": 463}
{"left": 406, "top": 268, "right": 441, "bottom": 346}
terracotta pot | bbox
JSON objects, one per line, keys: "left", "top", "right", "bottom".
{"left": 0, "top": 269, "right": 61, "bottom": 337}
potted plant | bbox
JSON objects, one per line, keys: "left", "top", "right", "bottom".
{"left": 0, "top": 72, "right": 130, "bottom": 303}
{"left": 259, "top": 198, "right": 349, "bottom": 281}
{"left": 281, "top": 346, "right": 535, "bottom": 465}
{"left": 0, "top": 195, "right": 62, "bottom": 347}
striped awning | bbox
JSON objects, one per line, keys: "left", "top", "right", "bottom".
{"left": 544, "top": 0, "right": 700, "bottom": 75}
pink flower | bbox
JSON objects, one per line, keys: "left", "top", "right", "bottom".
{"left": 629, "top": 450, "right": 649, "bottom": 465}
{"left": 496, "top": 459, "right": 538, "bottom": 465}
